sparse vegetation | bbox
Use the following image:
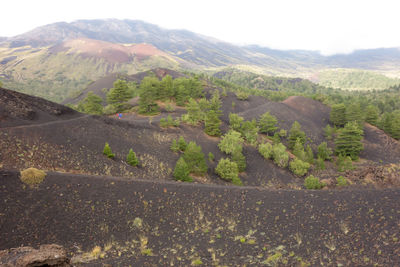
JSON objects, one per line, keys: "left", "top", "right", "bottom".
{"left": 103, "top": 142, "right": 115, "bottom": 158}
{"left": 289, "top": 159, "right": 310, "bottom": 176}
{"left": 20, "top": 168, "right": 46, "bottom": 186}
{"left": 126, "top": 149, "right": 139, "bottom": 167}
{"left": 304, "top": 175, "right": 324, "bottom": 189}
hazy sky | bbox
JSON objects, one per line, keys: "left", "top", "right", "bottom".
{"left": 2, "top": 0, "right": 399, "bottom": 55}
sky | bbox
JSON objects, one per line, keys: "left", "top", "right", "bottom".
{"left": 1, "top": 0, "right": 399, "bottom": 55}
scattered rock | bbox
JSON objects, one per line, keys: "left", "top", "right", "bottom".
{"left": 0, "top": 244, "right": 71, "bottom": 267}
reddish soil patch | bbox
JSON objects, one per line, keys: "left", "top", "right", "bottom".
{"left": 54, "top": 38, "right": 168, "bottom": 64}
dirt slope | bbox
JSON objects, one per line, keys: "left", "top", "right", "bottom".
{"left": 1, "top": 170, "right": 399, "bottom": 266}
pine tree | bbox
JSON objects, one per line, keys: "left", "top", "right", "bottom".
{"left": 178, "top": 136, "right": 187, "bottom": 151}
{"left": 170, "top": 139, "right": 179, "bottom": 152}
{"left": 186, "top": 98, "right": 202, "bottom": 125}
{"left": 365, "top": 105, "right": 379, "bottom": 125}
{"left": 330, "top": 104, "right": 346, "bottom": 127}
{"left": 103, "top": 142, "right": 115, "bottom": 158}
{"left": 229, "top": 113, "right": 244, "bottom": 132}
{"left": 204, "top": 110, "right": 222, "bottom": 137}
{"left": 82, "top": 91, "right": 103, "bottom": 115}
{"left": 183, "top": 142, "right": 208, "bottom": 175}
{"left": 346, "top": 103, "right": 363, "bottom": 126}
{"left": 107, "top": 79, "right": 132, "bottom": 112}
{"left": 292, "top": 138, "right": 306, "bottom": 161}
{"left": 138, "top": 76, "right": 160, "bottom": 114}
{"left": 258, "top": 112, "right": 278, "bottom": 135}
{"left": 335, "top": 121, "right": 364, "bottom": 160}
{"left": 126, "top": 149, "right": 139, "bottom": 166}
{"left": 173, "top": 157, "right": 192, "bottom": 182}
{"left": 160, "top": 75, "right": 174, "bottom": 100}
{"left": 317, "top": 142, "right": 333, "bottom": 161}
{"left": 305, "top": 145, "right": 314, "bottom": 164}
{"left": 288, "top": 121, "right": 306, "bottom": 149}
{"left": 232, "top": 150, "right": 246, "bottom": 172}
{"left": 391, "top": 113, "right": 400, "bottom": 140}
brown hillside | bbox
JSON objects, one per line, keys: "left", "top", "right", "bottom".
{"left": 51, "top": 38, "right": 169, "bottom": 63}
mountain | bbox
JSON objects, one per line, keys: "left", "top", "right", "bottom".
{"left": 1, "top": 19, "right": 400, "bottom": 102}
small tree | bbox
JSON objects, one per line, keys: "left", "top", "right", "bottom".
{"left": 170, "top": 139, "right": 179, "bottom": 152}
{"left": 336, "top": 176, "right": 348, "bottom": 187}
{"left": 365, "top": 105, "right": 378, "bottom": 125}
{"left": 103, "top": 142, "right": 115, "bottom": 158}
{"left": 305, "top": 145, "right": 314, "bottom": 164}
{"left": 232, "top": 150, "right": 246, "bottom": 172}
{"left": 315, "top": 157, "right": 325, "bottom": 170}
{"left": 229, "top": 113, "right": 244, "bottom": 132}
{"left": 178, "top": 136, "right": 187, "bottom": 151}
{"left": 218, "top": 130, "right": 244, "bottom": 154}
{"left": 272, "top": 143, "right": 289, "bottom": 168}
{"left": 215, "top": 158, "right": 242, "bottom": 185}
{"left": 204, "top": 110, "right": 222, "bottom": 137}
{"left": 173, "top": 157, "right": 192, "bottom": 182}
{"left": 289, "top": 159, "right": 310, "bottom": 176}
{"left": 335, "top": 121, "right": 364, "bottom": 160}
{"left": 292, "top": 138, "right": 306, "bottom": 161}
{"left": 317, "top": 142, "right": 333, "bottom": 161}
{"left": 183, "top": 142, "right": 208, "bottom": 175}
{"left": 258, "top": 142, "right": 273, "bottom": 159}
{"left": 288, "top": 121, "right": 306, "bottom": 149}
{"left": 258, "top": 112, "right": 278, "bottom": 135}
{"left": 304, "top": 175, "right": 324, "bottom": 189}
{"left": 330, "top": 104, "right": 346, "bottom": 127}
{"left": 324, "top": 125, "right": 334, "bottom": 140}
{"left": 126, "top": 149, "right": 139, "bottom": 166}
{"left": 208, "top": 152, "right": 215, "bottom": 162}
{"left": 80, "top": 91, "right": 103, "bottom": 115}
{"left": 336, "top": 154, "right": 354, "bottom": 172}
{"left": 107, "top": 79, "right": 132, "bottom": 112}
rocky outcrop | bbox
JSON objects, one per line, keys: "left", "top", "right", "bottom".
{"left": 0, "top": 244, "right": 71, "bottom": 267}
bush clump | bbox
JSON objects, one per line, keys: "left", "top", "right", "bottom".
{"left": 103, "top": 142, "right": 115, "bottom": 158}
{"left": 289, "top": 158, "right": 310, "bottom": 176}
{"left": 215, "top": 158, "right": 242, "bottom": 185}
{"left": 304, "top": 175, "right": 325, "bottom": 189}
{"left": 336, "top": 176, "right": 349, "bottom": 187}
{"left": 20, "top": 168, "right": 46, "bottom": 186}
{"left": 258, "top": 142, "right": 273, "bottom": 159}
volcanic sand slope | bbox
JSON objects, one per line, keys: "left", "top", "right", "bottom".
{"left": 1, "top": 170, "right": 399, "bottom": 266}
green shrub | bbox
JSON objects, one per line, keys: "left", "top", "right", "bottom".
{"left": 315, "top": 157, "right": 326, "bottom": 170}
{"left": 170, "top": 139, "right": 179, "bottom": 152}
{"left": 103, "top": 142, "right": 115, "bottom": 158}
{"left": 165, "top": 103, "right": 175, "bottom": 112}
{"left": 336, "top": 176, "right": 348, "bottom": 187}
{"left": 236, "top": 91, "right": 249, "bottom": 100}
{"left": 215, "top": 158, "right": 242, "bottom": 185}
{"left": 336, "top": 154, "right": 354, "bottom": 172}
{"left": 258, "top": 143, "right": 273, "bottom": 159}
{"left": 289, "top": 159, "right": 310, "bottom": 176}
{"left": 20, "top": 168, "right": 46, "bottom": 186}
{"left": 232, "top": 150, "right": 246, "bottom": 172}
{"left": 304, "top": 175, "right": 324, "bottom": 189}
{"left": 218, "top": 130, "right": 244, "bottom": 154}
{"left": 317, "top": 142, "right": 332, "bottom": 161}
{"left": 173, "top": 157, "right": 192, "bottom": 182}
{"left": 183, "top": 142, "right": 208, "bottom": 175}
{"left": 208, "top": 152, "right": 215, "bottom": 162}
{"left": 278, "top": 129, "right": 287, "bottom": 137}
{"left": 126, "top": 149, "right": 139, "bottom": 166}
{"left": 272, "top": 143, "right": 289, "bottom": 168}
{"left": 160, "top": 118, "right": 168, "bottom": 128}
{"left": 178, "top": 136, "right": 187, "bottom": 151}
